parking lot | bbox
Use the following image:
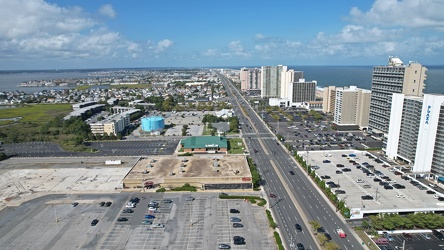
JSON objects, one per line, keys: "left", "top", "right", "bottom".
{"left": 298, "top": 150, "right": 444, "bottom": 217}
{"left": 2, "top": 140, "right": 179, "bottom": 157}
{"left": 257, "top": 110, "right": 382, "bottom": 151}
{"left": 375, "top": 231, "right": 444, "bottom": 250}
{"left": 0, "top": 193, "right": 276, "bottom": 250}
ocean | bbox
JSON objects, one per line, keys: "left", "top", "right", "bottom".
{"left": 0, "top": 66, "right": 443, "bottom": 94}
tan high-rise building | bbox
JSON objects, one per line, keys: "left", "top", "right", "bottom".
{"left": 240, "top": 68, "right": 261, "bottom": 92}
{"left": 369, "top": 57, "right": 427, "bottom": 136}
{"left": 333, "top": 86, "right": 371, "bottom": 128}
{"left": 322, "top": 86, "right": 337, "bottom": 113}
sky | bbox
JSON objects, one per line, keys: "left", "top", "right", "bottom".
{"left": 1, "top": 0, "right": 444, "bottom": 70}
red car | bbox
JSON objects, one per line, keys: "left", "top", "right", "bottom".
{"left": 269, "top": 194, "right": 277, "bottom": 198}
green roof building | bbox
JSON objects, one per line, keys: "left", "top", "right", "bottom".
{"left": 180, "top": 136, "right": 228, "bottom": 153}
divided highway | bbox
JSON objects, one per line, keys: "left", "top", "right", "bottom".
{"left": 216, "top": 71, "right": 364, "bottom": 250}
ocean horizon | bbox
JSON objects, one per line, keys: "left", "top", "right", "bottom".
{"left": 0, "top": 65, "right": 443, "bottom": 94}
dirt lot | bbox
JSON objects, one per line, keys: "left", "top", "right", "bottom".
{"left": 128, "top": 155, "right": 249, "bottom": 180}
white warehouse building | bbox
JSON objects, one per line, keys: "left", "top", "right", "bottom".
{"left": 386, "top": 93, "right": 444, "bottom": 176}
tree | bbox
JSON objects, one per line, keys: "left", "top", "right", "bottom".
{"left": 317, "top": 233, "right": 329, "bottom": 246}
{"left": 309, "top": 220, "right": 322, "bottom": 234}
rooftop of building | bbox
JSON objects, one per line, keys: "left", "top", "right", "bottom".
{"left": 181, "top": 136, "right": 228, "bottom": 149}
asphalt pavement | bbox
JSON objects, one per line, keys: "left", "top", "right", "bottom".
{"left": 217, "top": 71, "right": 365, "bottom": 250}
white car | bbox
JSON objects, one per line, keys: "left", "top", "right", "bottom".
{"left": 185, "top": 197, "right": 195, "bottom": 201}
{"left": 152, "top": 223, "right": 164, "bottom": 228}
{"left": 148, "top": 206, "right": 157, "bottom": 211}
{"left": 356, "top": 179, "right": 364, "bottom": 183}
{"left": 396, "top": 193, "right": 405, "bottom": 198}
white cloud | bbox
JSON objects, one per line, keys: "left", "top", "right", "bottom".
{"left": 349, "top": 0, "right": 444, "bottom": 29}
{"left": 0, "top": 0, "right": 140, "bottom": 65}
{"left": 0, "top": 0, "right": 95, "bottom": 39}
{"left": 99, "top": 4, "right": 117, "bottom": 19}
{"left": 202, "top": 49, "right": 217, "bottom": 57}
{"left": 155, "top": 39, "right": 174, "bottom": 53}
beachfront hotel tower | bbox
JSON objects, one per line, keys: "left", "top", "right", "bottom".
{"left": 368, "top": 57, "right": 427, "bottom": 137}
{"left": 260, "top": 65, "right": 287, "bottom": 98}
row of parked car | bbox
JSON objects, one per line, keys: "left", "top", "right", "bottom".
{"left": 218, "top": 208, "right": 245, "bottom": 249}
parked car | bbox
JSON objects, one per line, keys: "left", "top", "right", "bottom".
{"left": 402, "top": 233, "right": 412, "bottom": 240}
{"left": 321, "top": 175, "right": 331, "bottom": 179}
{"left": 185, "top": 197, "right": 195, "bottom": 201}
{"left": 361, "top": 195, "right": 374, "bottom": 200}
{"left": 144, "top": 215, "right": 155, "bottom": 219}
{"left": 230, "top": 209, "right": 240, "bottom": 213}
{"left": 233, "top": 223, "right": 243, "bottom": 228}
{"left": 230, "top": 217, "right": 241, "bottom": 222}
{"left": 233, "top": 236, "right": 245, "bottom": 245}
{"left": 99, "top": 202, "right": 105, "bottom": 207}
{"left": 123, "top": 209, "right": 134, "bottom": 213}
{"left": 91, "top": 219, "right": 99, "bottom": 226}
{"left": 383, "top": 232, "right": 394, "bottom": 242}
{"left": 336, "top": 170, "right": 343, "bottom": 174}
{"left": 356, "top": 179, "right": 363, "bottom": 183}
{"left": 323, "top": 160, "right": 331, "bottom": 163}
{"left": 72, "top": 202, "right": 79, "bottom": 207}
{"left": 117, "top": 217, "right": 128, "bottom": 222}
{"left": 421, "top": 233, "right": 431, "bottom": 240}
{"left": 141, "top": 220, "right": 153, "bottom": 225}
{"left": 105, "top": 202, "right": 112, "bottom": 207}
{"left": 152, "top": 223, "right": 165, "bottom": 228}
{"left": 218, "top": 244, "right": 231, "bottom": 249}
{"left": 335, "top": 190, "right": 346, "bottom": 194}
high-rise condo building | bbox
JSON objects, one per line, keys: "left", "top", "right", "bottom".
{"left": 333, "top": 86, "right": 371, "bottom": 128}
{"left": 281, "top": 70, "right": 304, "bottom": 99}
{"left": 322, "top": 86, "right": 337, "bottom": 113}
{"left": 261, "top": 65, "right": 287, "bottom": 98}
{"left": 240, "top": 68, "right": 261, "bottom": 93}
{"left": 386, "top": 94, "right": 444, "bottom": 176}
{"left": 288, "top": 79, "right": 316, "bottom": 103}
{"left": 368, "top": 57, "right": 427, "bottom": 137}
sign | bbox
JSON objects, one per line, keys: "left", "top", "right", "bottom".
{"left": 425, "top": 105, "right": 432, "bottom": 124}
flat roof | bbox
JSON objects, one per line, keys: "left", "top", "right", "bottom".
{"left": 181, "top": 136, "right": 228, "bottom": 149}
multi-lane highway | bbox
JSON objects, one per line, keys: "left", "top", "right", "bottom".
{"left": 216, "top": 71, "right": 364, "bottom": 250}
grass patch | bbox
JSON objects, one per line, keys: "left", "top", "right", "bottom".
{"left": 218, "top": 194, "right": 266, "bottom": 206}
{"left": 109, "top": 83, "right": 151, "bottom": 89}
{"left": 75, "top": 85, "right": 92, "bottom": 90}
{"left": 0, "top": 104, "right": 71, "bottom": 123}
{"left": 202, "top": 125, "right": 213, "bottom": 135}
{"left": 355, "top": 229, "right": 379, "bottom": 250}
{"left": 170, "top": 183, "right": 197, "bottom": 192}
{"left": 273, "top": 232, "right": 285, "bottom": 250}
{"left": 227, "top": 138, "right": 245, "bottom": 154}
{"left": 156, "top": 188, "right": 166, "bottom": 193}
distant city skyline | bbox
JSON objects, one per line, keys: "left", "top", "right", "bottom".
{"left": 1, "top": 0, "right": 444, "bottom": 70}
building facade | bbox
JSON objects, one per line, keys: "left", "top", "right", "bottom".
{"left": 322, "top": 86, "right": 337, "bottom": 113}
{"left": 281, "top": 70, "right": 304, "bottom": 99}
{"left": 386, "top": 94, "right": 444, "bottom": 176}
{"left": 261, "top": 65, "right": 287, "bottom": 98}
{"left": 90, "top": 109, "right": 138, "bottom": 136}
{"left": 288, "top": 79, "right": 316, "bottom": 103}
{"left": 368, "top": 57, "right": 427, "bottom": 137}
{"left": 240, "top": 68, "right": 261, "bottom": 93}
{"left": 333, "top": 86, "right": 371, "bottom": 128}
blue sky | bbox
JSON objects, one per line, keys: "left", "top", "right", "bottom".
{"left": 1, "top": 0, "right": 443, "bottom": 69}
